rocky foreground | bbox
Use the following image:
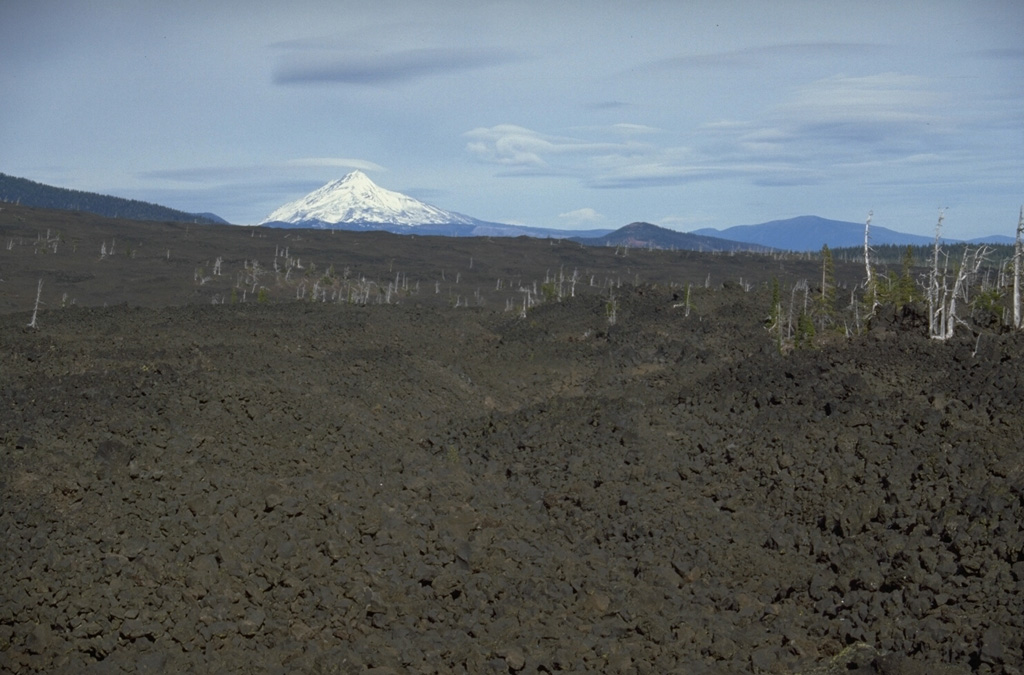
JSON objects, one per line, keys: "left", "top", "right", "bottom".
{"left": 1, "top": 286, "right": 1022, "bottom": 673}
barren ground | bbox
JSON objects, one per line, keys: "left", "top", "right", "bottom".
{"left": 1, "top": 206, "right": 1022, "bottom": 673}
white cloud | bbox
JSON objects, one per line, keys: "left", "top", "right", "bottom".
{"left": 610, "top": 123, "right": 662, "bottom": 135}
{"left": 464, "top": 125, "right": 550, "bottom": 167}
{"left": 786, "top": 73, "right": 939, "bottom": 115}
{"left": 464, "top": 125, "right": 640, "bottom": 169}
{"left": 558, "top": 207, "right": 601, "bottom": 224}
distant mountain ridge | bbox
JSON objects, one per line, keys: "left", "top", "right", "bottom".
{"left": 573, "top": 222, "right": 773, "bottom": 252}
{"left": 691, "top": 215, "right": 941, "bottom": 252}
{"left": 688, "top": 215, "right": 1024, "bottom": 252}
{"left": 8, "top": 171, "right": 1009, "bottom": 249}
{"left": 0, "top": 172, "right": 226, "bottom": 225}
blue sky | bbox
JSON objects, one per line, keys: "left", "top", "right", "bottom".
{"left": 2, "top": 0, "right": 1021, "bottom": 237}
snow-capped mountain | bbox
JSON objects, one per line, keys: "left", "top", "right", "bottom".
{"left": 260, "top": 171, "right": 476, "bottom": 228}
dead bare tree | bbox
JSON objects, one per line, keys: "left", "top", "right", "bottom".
{"left": 930, "top": 241, "right": 990, "bottom": 341}
{"left": 1014, "top": 206, "right": 1023, "bottom": 329}
{"left": 861, "top": 210, "right": 882, "bottom": 315}
{"left": 928, "top": 210, "right": 945, "bottom": 338}
{"left": 27, "top": 279, "right": 43, "bottom": 329}
{"left": 863, "top": 211, "right": 874, "bottom": 293}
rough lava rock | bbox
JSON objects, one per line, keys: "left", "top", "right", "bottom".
{"left": 1, "top": 284, "right": 1021, "bottom": 673}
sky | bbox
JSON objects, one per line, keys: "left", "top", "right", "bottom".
{"left": 2, "top": 0, "right": 1022, "bottom": 237}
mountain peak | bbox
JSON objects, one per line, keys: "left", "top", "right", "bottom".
{"left": 339, "top": 169, "right": 369, "bottom": 182}
{"left": 576, "top": 221, "right": 771, "bottom": 252}
{"left": 329, "top": 170, "right": 374, "bottom": 190}
{"left": 261, "top": 172, "right": 475, "bottom": 227}
{"left": 692, "top": 215, "right": 939, "bottom": 252}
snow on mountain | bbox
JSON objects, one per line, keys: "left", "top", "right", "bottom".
{"left": 260, "top": 171, "right": 476, "bottom": 227}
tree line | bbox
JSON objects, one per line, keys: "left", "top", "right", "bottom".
{"left": 0, "top": 173, "right": 221, "bottom": 225}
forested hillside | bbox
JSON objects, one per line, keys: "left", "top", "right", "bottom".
{"left": 0, "top": 173, "right": 225, "bottom": 224}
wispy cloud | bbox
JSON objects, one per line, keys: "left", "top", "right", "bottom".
{"left": 464, "top": 125, "right": 638, "bottom": 169}
{"left": 588, "top": 162, "right": 761, "bottom": 189}
{"left": 273, "top": 46, "right": 519, "bottom": 85}
{"left": 726, "top": 73, "right": 950, "bottom": 164}
{"left": 693, "top": 74, "right": 956, "bottom": 185}
{"left": 467, "top": 72, "right": 956, "bottom": 192}
{"left": 284, "top": 157, "right": 386, "bottom": 172}
{"left": 780, "top": 73, "right": 942, "bottom": 130}
{"left": 467, "top": 123, "right": 747, "bottom": 187}
{"left": 588, "top": 100, "right": 633, "bottom": 111}
{"left": 613, "top": 123, "right": 661, "bottom": 133}
{"left": 466, "top": 122, "right": 773, "bottom": 188}
{"left": 633, "top": 42, "right": 879, "bottom": 73}
{"left": 558, "top": 207, "right": 602, "bottom": 225}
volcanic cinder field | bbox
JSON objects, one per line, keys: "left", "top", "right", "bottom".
{"left": 1, "top": 205, "right": 1022, "bottom": 674}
